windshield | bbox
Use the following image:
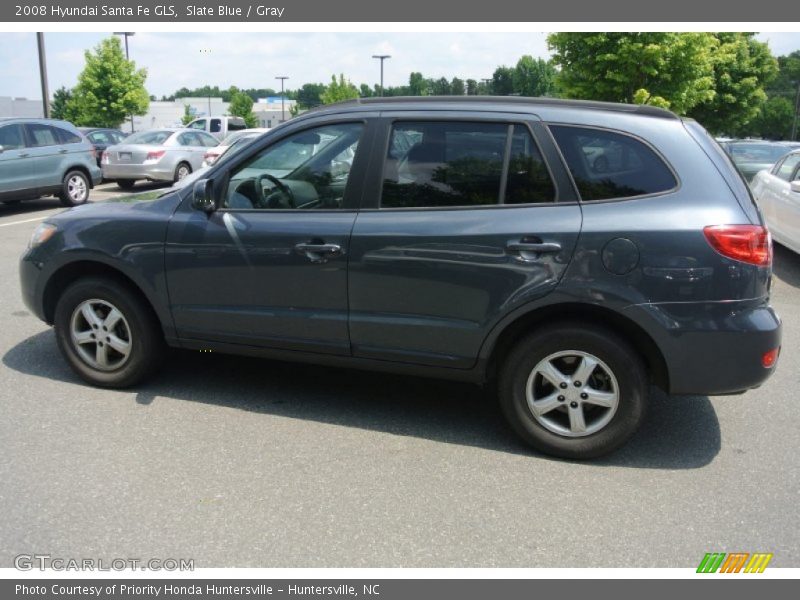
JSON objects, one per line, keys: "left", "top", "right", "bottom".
{"left": 123, "top": 130, "right": 172, "bottom": 145}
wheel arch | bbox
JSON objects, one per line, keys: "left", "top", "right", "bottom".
{"left": 482, "top": 302, "right": 670, "bottom": 393}
{"left": 63, "top": 164, "right": 95, "bottom": 189}
{"left": 42, "top": 260, "right": 165, "bottom": 335}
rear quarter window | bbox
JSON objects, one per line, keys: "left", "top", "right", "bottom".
{"left": 549, "top": 125, "right": 677, "bottom": 201}
{"left": 56, "top": 127, "right": 82, "bottom": 144}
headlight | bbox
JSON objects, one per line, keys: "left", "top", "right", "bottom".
{"left": 29, "top": 223, "right": 57, "bottom": 248}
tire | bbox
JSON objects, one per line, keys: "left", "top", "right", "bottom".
{"left": 498, "top": 322, "right": 647, "bottom": 459}
{"left": 117, "top": 179, "right": 136, "bottom": 190}
{"left": 54, "top": 277, "right": 165, "bottom": 388}
{"left": 59, "top": 170, "right": 90, "bottom": 207}
{"left": 173, "top": 162, "right": 191, "bottom": 183}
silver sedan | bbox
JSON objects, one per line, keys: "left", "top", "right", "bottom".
{"left": 751, "top": 149, "right": 800, "bottom": 254}
{"left": 101, "top": 128, "right": 219, "bottom": 190}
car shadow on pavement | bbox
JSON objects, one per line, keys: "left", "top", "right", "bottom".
{"left": 773, "top": 243, "right": 800, "bottom": 288}
{"left": 4, "top": 330, "right": 721, "bottom": 469}
{"left": 0, "top": 198, "right": 66, "bottom": 216}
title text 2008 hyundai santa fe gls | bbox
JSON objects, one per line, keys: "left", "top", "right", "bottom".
{"left": 19, "top": 97, "right": 782, "bottom": 459}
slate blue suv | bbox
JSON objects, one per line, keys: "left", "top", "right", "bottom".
{"left": 0, "top": 118, "right": 102, "bottom": 206}
{"left": 19, "top": 98, "right": 782, "bottom": 459}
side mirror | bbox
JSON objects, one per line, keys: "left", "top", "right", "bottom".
{"left": 791, "top": 181, "right": 800, "bottom": 194}
{"left": 191, "top": 179, "right": 216, "bottom": 213}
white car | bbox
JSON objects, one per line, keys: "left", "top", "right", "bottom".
{"left": 751, "top": 149, "right": 800, "bottom": 254}
{"left": 202, "top": 128, "right": 269, "bottom": 167}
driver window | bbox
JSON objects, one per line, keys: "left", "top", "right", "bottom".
{"left": 222, "top": 123, "right": 364, "bottom": 210}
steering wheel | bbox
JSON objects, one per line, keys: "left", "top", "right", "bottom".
{"left": 256, "top": 173, "right": 295, "bottom": 208}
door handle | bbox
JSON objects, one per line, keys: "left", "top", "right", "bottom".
{"left": 506, "top": 241, "right": 562, "bottom": 254}
{"left": 294, "top": 242, "right": 343, "bottom": 263}
{"left": 58, "top": 148, "right": 68, "bottom": 154}
{"left": 19, "top": 153, "right": 30, "bottom": 158}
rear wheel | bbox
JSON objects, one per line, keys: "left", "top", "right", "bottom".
{"left": 59, "top": 170, "right": 90, "bottom": 207}
{"left": 498, "top": 323, "right": 647, "bottom": 459}
{"left": 116, "top": 179, "right": 136, "bottom": 190}
{"left": 174, "top": 162, "right": 191, "bottom": 183}
{"left": 54, "top": 277, "right": 165, "bottom": 388}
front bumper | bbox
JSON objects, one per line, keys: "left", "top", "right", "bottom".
{"left": 626, "top": 299, "right": 782, "bottom": 396}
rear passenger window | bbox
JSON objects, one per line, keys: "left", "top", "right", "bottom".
{"left": 381, "top": 122, "right": 555, "bottom": 208}
{"left": 26, "top": 124, "right": 60, "bottom": 147}
{"left": 549, "top": 125, "right": 677, "bottom": 201}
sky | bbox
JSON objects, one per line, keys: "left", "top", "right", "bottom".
{"left": 0, "top": 32, "right": 798, "bottom": 100}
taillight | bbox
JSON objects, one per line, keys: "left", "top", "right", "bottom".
{"left": 762, "top": 347, "right": 780, "bottom": 368}
{"left": 204, "top": 152, "right": 218, "bottom": 164}
{"left": 145, "top": 150, "right": 166, "bottom": 161}
{"left": 703, "top": 225, "right": 772, "bottom": 267}
{"left": 101, "top": 152, "right": 109, "bottom": 164}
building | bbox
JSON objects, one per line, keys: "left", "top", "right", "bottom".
{"left": 0, "top": 97, "right": 45, "bottom": 118}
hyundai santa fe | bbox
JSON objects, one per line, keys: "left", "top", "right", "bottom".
{"left": 19, "top": 97, "right": 782, "bottom": 459}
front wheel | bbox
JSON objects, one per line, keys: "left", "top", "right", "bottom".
{"left": 174, "top": 162, "right": 191, "bottom": 183}
{"left": 498, "top": 323, "right": 647, "bottom": 459}
{"left": 59, "top": 170, "right": 90, "bottom": 207}
{"left": 54, "top": 277, "right": 165, "bottom": 388}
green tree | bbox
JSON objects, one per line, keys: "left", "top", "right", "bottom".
{"left": 492, "top": 66, "right": 516, "bottom": 96}
{"left": 180, "top": 103, "right": 194, "bottom": 125}
{"left": 409, "top": 72, "right": 427, "bottom": 96}
{"left": 466, "top": 79, "right": 479, "bottom": 95}
{"left": 69, "top": 37, "right": 149, "bottom": 128}
{"left": 296, "top": 83, "right": 327, "bottom": 108}
{"left": 513, "top": 55, "right": 557, "bottom": 97}
{"left": 749, "top": 95, "right": 795, "bottom": 139}
{"left": 50, "top": 86, "right": 78, "bottom": 122}
{"left": 430, "top": 77, "right": 451, "bottom": 95}
{"left": 688, "top": 33, "right": 778, "bottom": 135}
{"left": 228, "top": 87, "right": 257, "bottom": 127}
{"left": 320, "top": 74, "right": 359, "bottom": 104}
{"left": 359, "top": 83, "right": 374, "bottom": 98}
{"left": 450, "top": 77, "right": 466, "bottom": 96}
{"left": 548, "top": 32, "right": 717, "bottom": 113}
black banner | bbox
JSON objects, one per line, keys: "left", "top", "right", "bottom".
{"left": 2, "top": 0, "right": 792, "bottom": 22}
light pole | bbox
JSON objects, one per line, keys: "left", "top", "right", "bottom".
{"left": 372, "top": 55, "right": 391, "bottom": 96}
{"left": 792, "top": 80, "right": 800, "bottom": 141}
{"left": 113, "top": 32, "right": 136, "bottom": 132}
{"left": 276, "top": 76, "right": 289, "bottom": 123}
{"left": 36, "top": 33, "right": 50, "bottom": 118}
{"left": 199, "top": 48, "right": 213, "bottom": 117}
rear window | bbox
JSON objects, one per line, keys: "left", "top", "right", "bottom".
{"left": 549, "top": 125, "right": 677, "bottom": 201}
{"left": 381, "top": 121, "right": 555, "bottom": 209}
{"left": 26, "top": 124, "right": 60, "bottom": 147}
{"left": 123, "top": 130, "right": 172, "bottom": 145}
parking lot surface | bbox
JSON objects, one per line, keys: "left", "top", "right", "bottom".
{"left": 1, "top": 191, "right": 798, "bottom": 567}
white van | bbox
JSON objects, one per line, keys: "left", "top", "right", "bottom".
{"left": 185, "top": 116, "right": 248, "bottom": 141}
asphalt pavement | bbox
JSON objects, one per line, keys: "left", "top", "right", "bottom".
{"left": 0, "top": 190, "right": 798, "bottom": 567}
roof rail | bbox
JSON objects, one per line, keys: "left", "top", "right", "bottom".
{"left": 305, "top": 96, "right": 678, "bottom": 119}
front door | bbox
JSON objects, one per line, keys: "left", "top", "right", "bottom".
{"left": 0, "top": 123, "right": 33, "bottom": 197}
{"left": 165, "top": 120, "right": 371, "bottom": 355}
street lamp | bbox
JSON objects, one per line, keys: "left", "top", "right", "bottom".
{"left": 113, "top": 32, "right": 136, "bottom": 132}
{"left": 36, "top": 33, "right": 50, "bottom": 118}
{"left": 276, "top": 76, "right": 289, "bottom": 123}
{"left": 199, "top": 48, "right": 213, "bottom": 117}
{"left": 372, "top": 55, "right": 391, "bottom": 96}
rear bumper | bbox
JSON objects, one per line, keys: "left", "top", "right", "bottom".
{"left": 102, "top": 163, "right": 173, "bottom": 182}
{"left": 625, "top": 299, "right": 782, "bottom": 396}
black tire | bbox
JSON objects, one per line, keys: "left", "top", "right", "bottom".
{"left": 117, "top": 179, "right": 137, "bottom": 190}
{"left": 498, "top": 322, "right": 647, "bottom": 459}
{"left": 59, "top": 170, "right": 90, "bottom": 207}
{"left": 173, "top": 162, "right": 192, "bottom": 183}
{"left": 54, "top": 277, "right": 165, "bottom": 388}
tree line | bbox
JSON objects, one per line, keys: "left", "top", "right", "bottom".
{"left": 51, "top": 34, "right": 800, "bottom": 140}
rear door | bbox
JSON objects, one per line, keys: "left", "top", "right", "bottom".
{"left": 347, "top": 112, "right": 582, "bottom": 369}
{"left": 24, "top": 123, "right": 65, "bottom": 190}
{"left": 0, "top": 123, "right": 34, "bottom": 196}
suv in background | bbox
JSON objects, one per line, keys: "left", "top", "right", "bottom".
{"left": 19, "top": 97, "right": 781, "bottom": 459}
{"left": 0, "top": 118, "right": 101, "bottom": 206}
{"left": 185, "top": 116, "right": 248, "bottom": 141}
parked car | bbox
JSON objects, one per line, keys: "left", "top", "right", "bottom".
{"left": 20, "top": 97, "right": 781, "bottom": 459}
{"left": 751, "top": 149, "right": 800, "bottom": 254}
{"left": 101, "top": 128, "right": 219, "bottom": 189}
{"left": 0, "top": 117, "right": 101, "bottom": 206}
{"left": 78, "top": 127, "right": 126, "bottom": 167}
{"left": 719, "top": 140, "right": 800, "bottom": 182}
{"left": 185, "top": 116, "right": 248, "bottom": 141}
{"left": 202, "top": 128, "right": 269, "bottom": 167}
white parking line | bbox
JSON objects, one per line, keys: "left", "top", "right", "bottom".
{"left": 0, "top": 215, "right": 48, "bottom": 228}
